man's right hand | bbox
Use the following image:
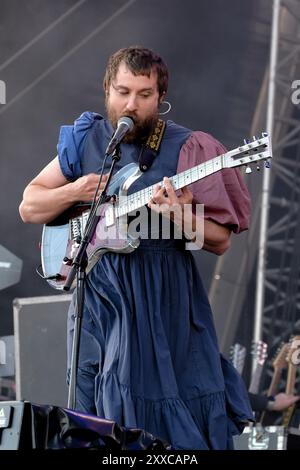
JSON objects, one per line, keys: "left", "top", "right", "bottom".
{"left": 19, "top": 156, "right": 110, "bottom": 224}
{"left": 71, "top": 173, "right": 109, "bottom": 202}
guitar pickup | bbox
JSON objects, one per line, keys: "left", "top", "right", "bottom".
{"left": 105, "top": 206, "right": 115, "bottom": 227}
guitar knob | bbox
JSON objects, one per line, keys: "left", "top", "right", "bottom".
{"left": 245, "top": 166, "right": 252, "bottom": 174}
{"left": 265, "top": 160, "right": 271, "bottom": 168}
{"left": 63, "top": 256, "right": 73, "bottom": 265}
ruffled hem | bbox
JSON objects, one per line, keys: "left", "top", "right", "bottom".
{"left": 95, "top": 372, "right": 248, "bottom": 450}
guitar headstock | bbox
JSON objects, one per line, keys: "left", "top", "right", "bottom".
{"left": 224, "top": 133, "right": 271, "bottom": 172}
{"left": 230, "top": 343, "right": 246, "bottom": 375}
{"left": 272, "top": 342, "right": 290, "bottom": 371}
{"left": 251, "top": 340, "right": 268, "bottom": 367}
{"left": 286, "top": 335, "right": 300, "bottom": 366}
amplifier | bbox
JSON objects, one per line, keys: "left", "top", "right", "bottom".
{"left": 13, "top": 294, "right": 72, "bottom": 407}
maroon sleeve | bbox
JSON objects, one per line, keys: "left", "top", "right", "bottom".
{"left": 177, "top": 131, "right": 251, "bottom": 233}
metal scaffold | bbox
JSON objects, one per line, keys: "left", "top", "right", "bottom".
{"left": 210, "top": 0, "right": 300, "bottom": 388}
{"left": 254, "top": 0, "right": 300, "bottom": 388}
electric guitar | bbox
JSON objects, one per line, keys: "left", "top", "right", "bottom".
{"left": 248, "top": 340, "right": 268, "bottom": 394}
{"left": 260, "top": 342, "right": 290, "bottom": 425}
{"left": 282, "top": 336, "right": 300, "bottom": 427}
{"left": 41, "top": 134, "right": 271, "bottom": 290}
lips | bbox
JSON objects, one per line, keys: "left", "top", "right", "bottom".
{"left": 122, "top": 113, "right": 138, "bottom": 123}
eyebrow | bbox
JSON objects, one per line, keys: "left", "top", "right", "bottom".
{"left": 112, "top": 84, "right": 154, "bottom": 92}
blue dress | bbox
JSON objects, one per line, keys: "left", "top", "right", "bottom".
{"left": 58, "top": 112, "right": 253, "bottom": 450}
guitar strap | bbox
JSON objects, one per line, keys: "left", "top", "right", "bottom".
{"left": 138, "top": 119, "right": 166, "bottom": 172}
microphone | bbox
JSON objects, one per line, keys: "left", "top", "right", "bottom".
{"left": 105, "top": 116, "right": 135, "bottom": 155}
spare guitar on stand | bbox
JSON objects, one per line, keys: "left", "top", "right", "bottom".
{"left": 282, "top": 336, "right": 300, "bottom": 428}
{"left": 248, "top": 340, "right": 268, "bottom": 395}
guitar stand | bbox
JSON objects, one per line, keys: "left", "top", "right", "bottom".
{"left": 64, "top": 145, "right": 121, "bottom": 410}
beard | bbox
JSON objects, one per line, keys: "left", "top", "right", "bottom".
{"left": 105, "top": 98, "right": 159, "bottom": 144}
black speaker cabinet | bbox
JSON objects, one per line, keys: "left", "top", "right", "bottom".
{"left": 13, "top": 295, "right": 72, "bottom": 408}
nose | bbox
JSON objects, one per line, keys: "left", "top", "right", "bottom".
{"left": 125, "top": 94, "right": 138, "bottom": 112}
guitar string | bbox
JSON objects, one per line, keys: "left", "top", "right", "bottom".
{"left": 115, "top": 138, "right": 269, "bottom": 218}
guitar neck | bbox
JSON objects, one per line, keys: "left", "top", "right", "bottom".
{"left": 116, "top": 154, "right": 224, "bottom": 218}
{"left": 267, "top": 367, "right": 282, "bottom": 397}
{"left": 260, "top": 367, "right": 282, "bottom": 425}
{"left": 115, "top": 135, "right": 270, "bottom": 218}
{"left": 285, "top": 363, "right": 296, "bottom": 395}
{"left": 249, "top": 364, "right": 264, "bottom": 394}
{"left": 282, "top": 365, "right": 296, "bottom": 426}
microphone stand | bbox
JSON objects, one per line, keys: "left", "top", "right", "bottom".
{"left": 64, "top": 145, "right": 121, "bottom": 410}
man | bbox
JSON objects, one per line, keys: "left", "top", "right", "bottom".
{"left": 19, "top": 46, "right": 253, "bottom": 449}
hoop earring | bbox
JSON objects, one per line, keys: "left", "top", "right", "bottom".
{"left": 159, "top": 100, "right": 171, "bottom": 115}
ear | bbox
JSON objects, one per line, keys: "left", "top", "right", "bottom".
{"left": 103, "top": 78, "right": 109, "bottom": 96}
{"left": 159, "top": 92, "right": 166, "bottom": 105}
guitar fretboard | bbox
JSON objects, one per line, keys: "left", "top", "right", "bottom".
{"left": 116, "top": 154, "right": 224, "bottom": 217}
{"left": 249, "top": 364, "right": 264, "bottom": 394}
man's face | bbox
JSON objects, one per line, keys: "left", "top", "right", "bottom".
{"left": 105, "top": 62, "right": 162, "bottom": 142}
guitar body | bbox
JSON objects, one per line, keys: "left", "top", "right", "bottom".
{"left": 41, "top": 163, "right": 142, "bottom": 290}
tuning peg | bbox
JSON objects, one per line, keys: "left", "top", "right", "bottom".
{"left": 253, "top": 135, "right": 262, "bottom": 144}
{"left": 262, "top": 132, "right": 268, "bottom": 137}
{"left": 245, "top": 165, "right": 252, "bottom": 174}
{"left": 244, "top": 138, "right": 250, "bottom": 145}
{"left": 265, "top": 159, "right": 271, "bottom": 168}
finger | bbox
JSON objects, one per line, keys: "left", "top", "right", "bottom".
{"left": 90, "top": 173, "right": 102, "bottom": 179}
{"left": 180, "top": 186, "right": 193, "bottom": 203}
{"left": 291, "top": 396, "right": 300, "bottom": 403}
{"left": 181, "top": 185, "right": 192, "bottom": 195}
{"left": 163, "top": 177, "right": 177, "bottom": 203}
{"left": 150, "top": 185, "right": 162, "bottom": 204}
{"left": 91, "top": 173, "right": 108, "bottom": 182}
{"left": 149, "top": 182, "right": 164, "bottom": 206}
{"left": 155, "top": 187, "right": 167, "bottom": 199}
{"left": 148, "top": 200, "right": 160, "bottom": 212}
{"left": 152, "top": 184, "right": 161, "bottom": 196}
{"left": 152, "top": 192, "right": 168, "bottom": 206}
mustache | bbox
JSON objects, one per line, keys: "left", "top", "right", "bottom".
{"left": 120, "top": 112, "right": 138, "bottom": 123}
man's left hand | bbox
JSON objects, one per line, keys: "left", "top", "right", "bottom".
{"left": 148, "top": 177, "right": 193, "bottom": 223}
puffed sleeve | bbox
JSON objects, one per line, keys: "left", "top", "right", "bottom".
{"left": 57, "top": 111, "right": 102, "bottom": 181}
{"left": 177, "top": 131, "right": 251, "bottom": 233}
